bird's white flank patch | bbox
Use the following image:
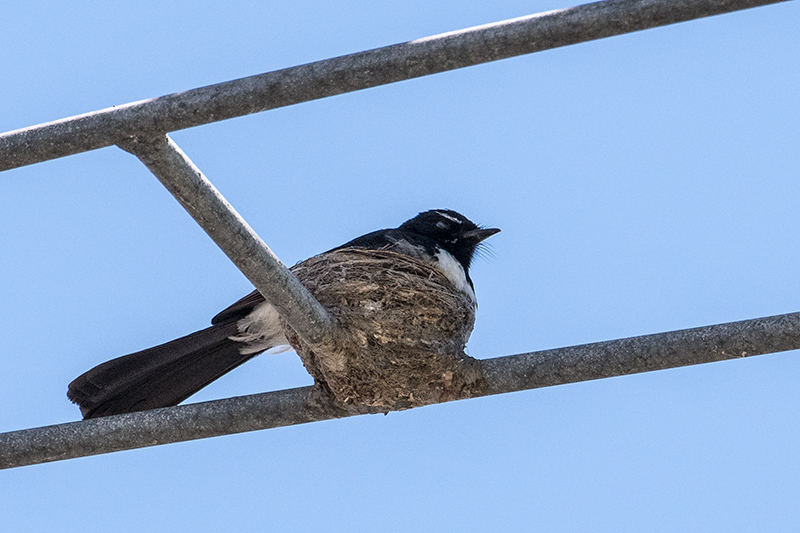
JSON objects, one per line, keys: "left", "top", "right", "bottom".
{"left": 230, "top": 301, "right": 291, "bottom": 354}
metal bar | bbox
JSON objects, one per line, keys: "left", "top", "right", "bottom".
{"left": 118, "top": 135, "right": 336, "bottom": 348}
{"left": 480, "top": 311, "right": 800, "bottom": 394}
{"left": 0, "top": 0, "right": 789, "bottom": 171}
{"left": 2, "top": 311, "right": 798, "bottom": 469}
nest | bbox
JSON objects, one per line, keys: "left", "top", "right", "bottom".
{"left": 283, "top": 249, "right": 487, "bottom": 412}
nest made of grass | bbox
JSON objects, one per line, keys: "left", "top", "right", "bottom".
{"left": 284, "top": 249, "right": 487, "bottom": 411}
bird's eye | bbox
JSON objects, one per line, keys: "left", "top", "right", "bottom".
{"left": 436, "top": 221, "right": 448, "bottom": 230}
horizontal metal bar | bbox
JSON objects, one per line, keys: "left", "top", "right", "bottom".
{"left": 480, "top": 311, "right": 800, "bottom": 394}
{"left": 0, "top": 0, "right": 788, "bottom": 171}
{"left": 2, "top": 311, "right": 798, "bottom": 469}
{"left": 119, "top": 135, "right": 335, "bottom": 347}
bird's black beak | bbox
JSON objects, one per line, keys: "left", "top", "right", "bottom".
{"left": 462, "top": 227, "right": 500, "bottom": 243}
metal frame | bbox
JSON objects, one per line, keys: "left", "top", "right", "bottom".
{"left": 0, "top": 0, "right": 795, "bottom": 469}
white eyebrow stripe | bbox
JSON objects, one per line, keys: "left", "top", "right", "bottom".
{"left": 434, "top": 211, "right": 463, "bottom": 223}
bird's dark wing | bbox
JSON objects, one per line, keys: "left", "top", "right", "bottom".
{"left": 211, "top": 290, "right": 266, "bottom": 325}
{"left": 331, "top": 228, "right": 442, "bottom": 266}
{"left": 328, "top": 228, "right": 399, "bottom": 252}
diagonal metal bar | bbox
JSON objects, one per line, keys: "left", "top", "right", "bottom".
{"left": 0, "top": 0, "right": 790, "bottom": 171}
{"left": 2, "top": 311, "right": 798, "bottom": 469}
{"left": 118, "top": 135, "right": 335, "bottom": 348}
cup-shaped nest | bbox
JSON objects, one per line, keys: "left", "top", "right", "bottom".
{"left": 283, "top": 249, "right": 487, "bottom": 411}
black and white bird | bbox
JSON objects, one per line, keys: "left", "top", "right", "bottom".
{"left": 68, "top": 209, "right": 500, "bottom": 418}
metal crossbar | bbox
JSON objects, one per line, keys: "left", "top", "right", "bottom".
{"left": 0, "top": 0, "right": 795, "bottom": 469}
{"left": 0, "top": 0, "right": 787, "bottom": 171}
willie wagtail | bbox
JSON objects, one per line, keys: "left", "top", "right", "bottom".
{"left": 67, "top": 209, "right": 500, "bottom": 418}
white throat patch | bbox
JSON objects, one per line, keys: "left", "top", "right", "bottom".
{"left": 434, "top": 249, "right": 476, "bottom": 304}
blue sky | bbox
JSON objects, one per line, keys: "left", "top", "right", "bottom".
{"left": 1, "top": 1, "right": 799, "bottom": 531}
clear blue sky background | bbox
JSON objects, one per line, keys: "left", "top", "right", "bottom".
{"left": 1, "top": 1, "right": 799, "bottom": 531}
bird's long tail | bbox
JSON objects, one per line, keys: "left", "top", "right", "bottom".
{"left": 67, "top": 321, "right": 260, "bottom": 419}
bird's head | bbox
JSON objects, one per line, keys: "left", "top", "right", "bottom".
{"left": 399, "top": 209, "right": 500, "bottom": 270}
